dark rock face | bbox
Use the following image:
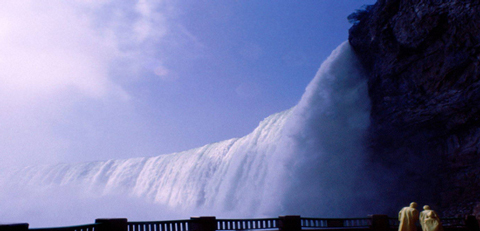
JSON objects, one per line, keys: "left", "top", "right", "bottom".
{"left": 348, "top": 0, "right": 480, "bottom": 217}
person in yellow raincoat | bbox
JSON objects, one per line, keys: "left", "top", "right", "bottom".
{"left": 399, "top": 202, "right": 419, "bottom": 231}
{"left": 420, "top": 205, "right": 443, "bottom": 231}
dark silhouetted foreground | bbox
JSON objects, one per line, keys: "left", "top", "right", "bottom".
{"left": 1, "top": 215, "right": 477, "bottom": 231}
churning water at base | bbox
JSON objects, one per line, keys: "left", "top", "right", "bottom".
{"left": 0, "top": 42, "right": 373, "bottom": 227}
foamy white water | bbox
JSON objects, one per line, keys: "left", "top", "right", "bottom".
{"left": 0, "top": 42, "right": 372, "bottom": 226}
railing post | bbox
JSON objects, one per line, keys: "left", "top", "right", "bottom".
{"left": 95, "top": 218, "right": 128, "bottom": 231}
{"left": 465, "top": 215, "right": 480, "bottom": 231}
{"left": 278, "top": 215, "right": 301, "bottom": 231}
{"left": 0, "top": 224, "right": 29, "bottom": 231}
{"left": 369, "top": 215, "right": 389, "bottom": 231}
{"left": 190, "top": 216, "right": 217, "bottom": 231}
{"left": 327, "top": 219, "right": 344, "bottom": 227}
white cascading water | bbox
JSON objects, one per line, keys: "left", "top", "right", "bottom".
{"left": 0, "top": 42, "right": 373, "bottom": 226}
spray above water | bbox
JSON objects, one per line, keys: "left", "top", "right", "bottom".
{"left": 0, "top": 42, "right": 374, "bottom": 226}
{"left": 278, "top": 41, "right": 373, "bottom": 217}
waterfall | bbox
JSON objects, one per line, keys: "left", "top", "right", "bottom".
{"left": 278, "top": 41, "right": 373, "bottom": 217}
{"left": 0, "top": 41, "right": 373, "bottom": 226}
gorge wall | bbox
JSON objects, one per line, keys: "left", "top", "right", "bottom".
{"left": 349, "top": 0, "right": 480, "bottom": 216}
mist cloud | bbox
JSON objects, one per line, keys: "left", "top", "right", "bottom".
{"left": 278, "top": 42, "right": 376, "bottom": 217}
{"left": 0, "top": 0, "right": 176, "bottom": 167}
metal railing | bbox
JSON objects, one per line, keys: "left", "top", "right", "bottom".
{"left": 388, "top": 217, "right": 465, "bottom": 228}
{"left": 31, "top": 223, "right": 100, "bottom": 231}
{"left": 301, "top": 218, "right": 370, "bottom": 228}
{"left": 128, "top": 220, "right": 189, "bottom": 231}
{"left": 2, "top": 215, "right": 476, "bottom": 231}
{"left": 217, "top": 218, "right": 278, "bottom": 230}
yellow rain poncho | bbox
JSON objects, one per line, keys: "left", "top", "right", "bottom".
{"left": 420, "top": 206, "right": 443, "bottom": 231}
{"left": 399, "top": 202, "right": 419, "bottom": 231}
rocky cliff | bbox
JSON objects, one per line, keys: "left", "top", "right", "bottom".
{"left": 348, "top": 0, "right": 480, "bottom": 217}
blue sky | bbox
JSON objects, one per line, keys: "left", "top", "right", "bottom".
{"left": 0, "top": 0, "right": 376, "bottom": 167}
